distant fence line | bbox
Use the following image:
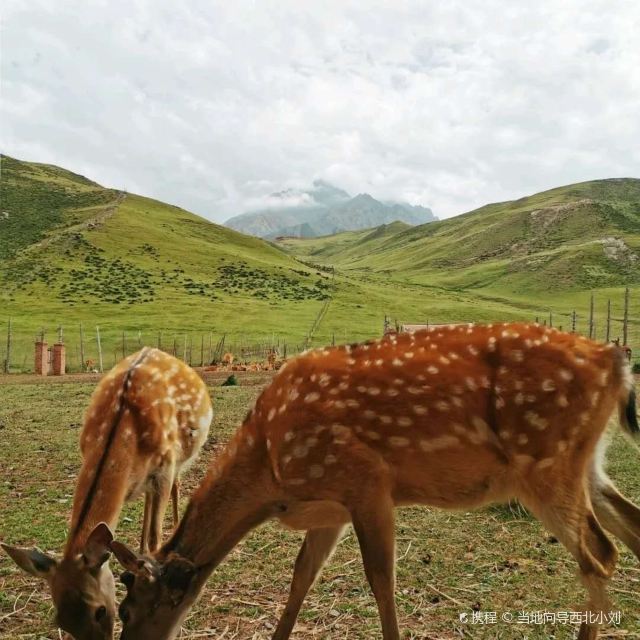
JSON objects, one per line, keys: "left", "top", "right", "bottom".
{"left": 1, "top": 290, "right": 638, "bottom": 374}
{"left": 1, "top": 325, "right": 309, "bottom": 374}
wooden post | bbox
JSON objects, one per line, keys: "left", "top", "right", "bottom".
{"left": 208, "top": 333, "right": 212, "bottom": 365}
{"left": 200, "top": 334, "right": 204, "bottom": 367}
{"left": 189, "top": 334, "right": 193, "bottom": 365}
{"left": 571, "top": 310, "right": 576, "bottom": 333}
{"left": 549, "top": 311, "right": 553, "bottom": 328}
{"left": 96, "top": 326, "right": 104, "bottom": 373}
{"left": 4, "top": 318, "right": 11, "bottom": 374}
{"left": 588, "top": 293, "right": 594, "bottom": 339}
{"left": 622, "top": 287, "right": 629, "bottom": 346}
{"left": 79, "top": 323, "right": 85, "bottom": 372}
{"left": 158, "top": 331, "right": 162, "bottom": 350}
{"left": 173, "top": 337, "right": 177, "bottom": 357}
{"left": 183, "top": 334, "right": 187, "bottom": 361}
{"left": 606, "top": 300, "right": 611, "bottom": 342}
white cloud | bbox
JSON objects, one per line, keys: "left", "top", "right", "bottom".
{"left": 2, "top": 0, "right": 639, "bottom": 222}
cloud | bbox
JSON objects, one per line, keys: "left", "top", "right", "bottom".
{"left": 2, "top": 0, "right": 639, "bottom": 222}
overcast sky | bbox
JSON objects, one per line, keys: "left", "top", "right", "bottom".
{"left": 2, "top": 1, "right": 639, "bottom": 222}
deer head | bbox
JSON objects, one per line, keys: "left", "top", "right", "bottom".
{"left": 2, "top": 523, "right": 116, "bottom": 640}
{"left": 109, "top": 542, "right": 203, "bottom": 640}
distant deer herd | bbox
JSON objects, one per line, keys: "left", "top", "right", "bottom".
{"left": 2, "top": 323, "right": 639, "bottom": 640}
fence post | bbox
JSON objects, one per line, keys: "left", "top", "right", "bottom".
{"left": 4, "top": 318, "right": 11, "bottom": 374}
{"left": 622, "top": 287, "right": 629, "bottom": 346}
{"left": 158, "top": 331, "right": 162, "bottom": 350}
{"left": 208, "top": 332, "right": 212, "bottom": 365}
{"left": 200, "top": 334, "right": 204, "bottom": 367}
{"left": 606, "top": 300, "right": 611, "bottom": 342}
{"left": 571, "top": 310, "right": 576, "bottom": 333}
{"left": 79, "top": 323, "right": 85, "bottom": 372}
{"left": 549, "top": 311, "right": 553, "bottom": 328}
{"left": 96, "top": 326, "right": 104, "bottom": 373}
{"left": 183, "top": 334, "right": 187, "bottom": 361}
{"left": 588, "top": 293, "right": 594, "bottom": 339}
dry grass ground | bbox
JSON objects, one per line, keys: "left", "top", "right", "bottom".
{"left": 0, "top": 373, "right": 638, "bottom": 639}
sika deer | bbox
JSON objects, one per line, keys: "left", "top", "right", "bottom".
{"left": 1, "top": 347, "right": 213, "bottom": 640}
{"left": 109, "top": 324, "right": 639, "bottom": 640}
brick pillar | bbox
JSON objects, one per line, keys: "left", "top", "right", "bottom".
{"left": 52, "top": 343, "right": 66, "bottom": 376}
{"left": 35, "top": 341, "right": 48, "bottom": 375}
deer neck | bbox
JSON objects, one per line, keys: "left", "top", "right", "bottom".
{"left": 65, "top": 434, "right": 137, "bottom": 556}
{"left": 159, "top": 432, "right": 279, "bottom": 570}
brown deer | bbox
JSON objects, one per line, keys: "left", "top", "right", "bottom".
{"left": 109, "top": 324, "right": 639, "bottom": 640}
{"left": 1, "top": 347, "right": 213, "bottom": 640}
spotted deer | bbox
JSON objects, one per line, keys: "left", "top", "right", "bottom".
{"left": 109, "top": 324, "right": 639, "bottom": 640}
{"left": 1, "top": 347, "right": 213, "bottom": 640}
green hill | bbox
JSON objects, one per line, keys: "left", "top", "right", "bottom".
{"left": 1, "top": 156, "right": 638, "bottom": 371}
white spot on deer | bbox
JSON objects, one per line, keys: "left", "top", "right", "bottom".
{"left": 375, "top": 359, "right": 383, "bottom": 366}
{"left": 304, "top": 392, "right": 320, "bottom": 404}
{"left": 465, "top": 377, "right": 477, "bottom": 391}
{"left": 452, "top": 397, "right": 463, "bottom": 408}
{"left": 389, "top": 436, "right": 410, "bottom": 447}
{"left": 357, "top": 385, "right": 368, "bottom": 393}
{"left": 331, "top": 424, "right": 350, "bottom": 439}
{"left": 397, "top": 417, "right": 413, "bottom": 427}
{"left": 427, "top": 365, "right": 439, "bottom": 374}
{"left": 380, "top": 415, "right": 392, "bottom": 425}
{"left": 557, "top": 440, "right": 568, "bottom": 453}
{"left": 334, "top": 400, "right": 346, "bottom": 409}
{"left": 386, "top": 388, "right": 400, "bottom": 397}
{"left": 439, "top": 355, "right": 451, "bottom": 365}
{"left": 368, "top": 387, "right": 381, "bottom": 396}
{"left": 324, "top": 454, "right": 337, "bottom": 465}
{"left": 392, "top": 358, "right": 403, "bottom": 367}
{"left": 413, "top": 405, "right": 428, "bottom": 415}
{"left": 541, "top": 379, "right": 556, "bottom": 392}
{"left": 556, "top": 394, "right": 569, "bottom": 408}
{"left": 419, "top": 435, "right": 460, "bottom": 452}
{"left": 495, "top": 396, "right": 505, "bottom": 410}
{"left": 467, "top": 345, "right": 479, "bottom": 356}
{"left": 536, "top": 458, "right": 554, "bottom": 470}
{"left": 499, "top": 429, "right": 511, "bottom": 441}
{"left": 365, "top": 430, "right": 381, "bottom": 440}
{"left": 309, "top": 464, "right": 325, "bottom": 479}
{"left": 288, "top": 389, "right": 300, "bottom": 401}
{"left": 278, "top": 404, "right": 288, "bottom": 414}
{"left": 510, "top": 350, "right": 524, "bottom": 362}
{"left": 292, "top": 444, "right": 308, "bottom": 458}
{"left": 525, "top": 411, "right": 548, "bottom": 430}
{"left": 591, "top": 391, "right": 601, "bottom": 407}
{"left": 408, "top": 386, "right": 422, "bottom": 395}
{"left": 404, "top": 352, "right": 414, "bottom": 359}
{"left": 363, "top": 410, "right": 376, "bottom": 420}
{"left": 267, "top": 408, "right": 276, "bottom": 422}
{"left": 515, "top": 392, "right": 524, "bottom": 406}
{"left": 319, "top": 374, "right": 331, "bottom": 387}
{"left": 435, "top": 401, "right": 450, "bottom": 412}
{"left": 346, "top": 399, "right": 359, "bottom": 408}
{"left": 598, "top": 371, "right": 609, "bottom": 387}
{"left": 487, "top": 337, "right": 497, "bottom": 351}
{"left": 449, "top": 352, "right": 460, "bottom": 360}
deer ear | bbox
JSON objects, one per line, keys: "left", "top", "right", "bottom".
{"left": 1, "top": 543, "right": 58, "bottom": 579}
{"left": 109, "top": 540, "right": 146, "bottom": 573}
{"left": 82, "top": 523, "right": 114, "bottom": 569}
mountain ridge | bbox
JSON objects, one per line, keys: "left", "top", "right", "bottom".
{"left": 225, "top": 180, "right": 436, "bottom": 238}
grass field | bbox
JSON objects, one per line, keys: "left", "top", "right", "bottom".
{"left": 1, "top": 372, "right": 639, "bottom": 639}
{"left": 2, "top": 157, "right": 639, "bottom": 373}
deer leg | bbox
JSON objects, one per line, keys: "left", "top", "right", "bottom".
{"left": 272, "top": 526, "right": 345, "bottom": 640}
{"left": 171, "top": 479, "right": 180, "bottom": 528}
{"left": 590, "top": 469, "right": 640, "bottom": 561}
{"left": 140, "top": 488, "right": 153, "bottom": 554}
{"left": 148, "top": 469, "right": 174, "bottom": 553}
{"left": 351, "top": 494, "right": 400, "bottom": 640}
{"left": 521, "top": 487, "right": 617, "bottom": 640}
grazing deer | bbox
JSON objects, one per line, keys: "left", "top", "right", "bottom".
{"left": 1, "top": 347, "right": 213, "bottom": 640}
{"left": 109, "top": 324, "right": 639, "bottom": 640}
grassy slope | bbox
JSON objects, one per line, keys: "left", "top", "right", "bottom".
{"left": 278, "top": 179, "right": 640, "bottom": 354}
{"left": 2, "top": 157, "right": 639, "bottom": 371}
